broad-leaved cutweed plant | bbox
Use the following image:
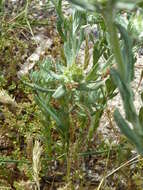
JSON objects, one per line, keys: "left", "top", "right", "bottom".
{"left": 27, "top": 0, "right": 116, "bottom": 154}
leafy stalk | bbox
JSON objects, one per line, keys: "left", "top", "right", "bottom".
{"left": 103, "top": 10, "right": 125, "bottom": 81}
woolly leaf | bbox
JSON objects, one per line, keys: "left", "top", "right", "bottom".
{"left": 52, "top": 85, "right": 66, "bottom": 99}
{"left": 114, "top": 109, "right": 143, "bottom": 155}
{"left": 116, "top": 23, "right": 135, "bottom": 82}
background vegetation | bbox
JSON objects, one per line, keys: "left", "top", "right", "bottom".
{"left": 1, "top": 0, "right": 143, "bottom": 189}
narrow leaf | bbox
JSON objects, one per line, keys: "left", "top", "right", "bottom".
{"left": 114, "top": 109, "right": 143, "bottom": 154}
{"left": 52, "top": 85, "right": 66, "bottom": 99}
{"left": 110, "top": 68, "right": 136, "bottom": 121}
{"left": 35, "top": 95, "right": 62, "bottom": 127}
{"left": 84, "top": 36, "right": 90, "bottom": 70}
{"left": 116, "top": 23, "right": 135, "bottom": 82}
{"left": 139, "top": 107, "right": 143, "bottom": 127}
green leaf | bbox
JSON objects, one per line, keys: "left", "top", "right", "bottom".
{"left": 49, "top": 71, "right": 63, "bottom": 80}
{"left": 51, "top": 0, "right": 63, "bottom": 21}
{"left": 21, "top": 80, "right": 55, "bottom": 93}
{"left": 67, "top": 0, "right": 97, "bottom": 11}
{"left": 116, "top": 23, "right": 135, "bottom": 82}
{"left": 57, "top": 19, "right": 66, "bottom": 41}
{"left": 52, "top": 85, "right": 66, "bottom": 99}
{"left": 57, "top": 9, "right": 86, "bottom": 65}
{"left": 35, "top": 95, "right": 63, "bottom": 127}
{"left": 85, "top": 43, "right": 101, "bottom": 82}
{"left": 114, "top": 109, "right": 143, "bottom": 155}
{"left": 115, "top": 2, "right": 135, "bottom": 10}
{"left": 138, "top": 1, "right": 143, "bottom": 7}
{"left": 110, "top": 68, "right": 138, "bottom": 125}
{"left": 86, "top": 44, "right": 112, "bottom": 82}
{"left": 139, "top": 107, "right": 143, "bottom": 126}
{"left": 105, "top": 77, "right": 116, "bottom": 95}
{"left": 84, "top": 36, "right": 90, "bottom": 70}
{"left": 101, "top": 54, "right": 114, "bottom": 74}
{"left": 93, "top": 42, "right": 101, "bottom": 66}
{"left": 78, "top": 81, "right": 104, "bottom": 91}
{"left": 88, "top": 109, "right": 104, "bottom": 139}
{"left": 141, "top": 92, "right": 143, "bottom": 103}
{"left": 35, "top": 95, "right": 69, "bottom": 139}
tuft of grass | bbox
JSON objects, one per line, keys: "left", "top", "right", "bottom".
{"left": 32, "top": 140, "right": 43, "bottom": 190}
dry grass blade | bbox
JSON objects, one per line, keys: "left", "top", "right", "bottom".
{"left": 32, "top": 140, "right": 43, "bottom": 190}
{"left": 96, "top": 154, "right": 140, "bottom": 190}
{"left": 0, "top": 89, "right": 18, "bottom": 108}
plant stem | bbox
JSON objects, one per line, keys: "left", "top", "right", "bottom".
{"left": 103, "top": 10, "right": 125, "bottom": 80}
